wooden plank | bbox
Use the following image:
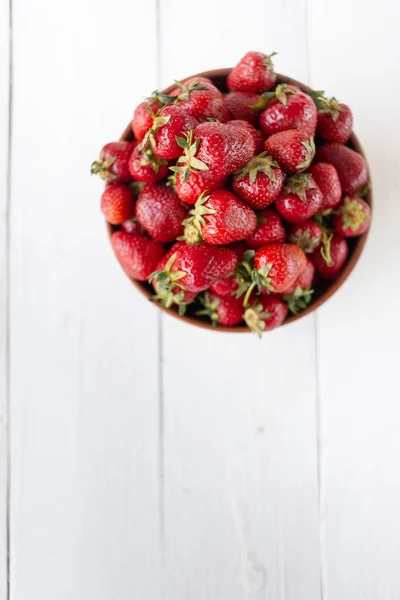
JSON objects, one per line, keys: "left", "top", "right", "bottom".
{"left": 0, "top": 0, "right": 10, "bottom": 596}
{"left": 308, "top": 1, "right": 400, "bottom": 598}
{"left": 9, "top": 1, "right": 162, "bottom": 599}
{"left": 159, "top": 1, "right": 321, "bottom": 598}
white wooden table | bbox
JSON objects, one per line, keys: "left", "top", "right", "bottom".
{"left": 1, "top": 0, "right": 400, "bottom": 598}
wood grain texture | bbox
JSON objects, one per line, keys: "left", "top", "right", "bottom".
{"left": 159, "top": 1, "right": 321, "bottom": 598}
{"left": 9, "top": 1, "right": 162, "bottom": 599}
{"left": 308, "top": 1, "right": 400, "bottom": 598}
{"left": 0, "top": 0, "right": 10, "bottom": 595}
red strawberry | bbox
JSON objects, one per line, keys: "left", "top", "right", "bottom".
{"left": 209, "top": 275, "right": 239, "bottom": 298}
{"left": 166, "top": 77, "right": 229, "bottom": 122}
{"left": 223, "top": 91, "right": 262, "bottom": 126}
{"left": 227, "top": 51, "right": 277, "bottom": 94}
{"left": 264, "top": 129, "right": 315, "bottom": 173}
{"left": 283, "top": 256, "right": 315, "bottom": 295}
{"left": 135, "top": 183, "right": 187, "bottom": 242}
{"left": 233, "top": 152, "right": 285, "bottom": 210}
{"left": 112, "top": 230, "right": 165, "bottom": 281}
{"left": 149, "top": 243, "right": 238, "bottom": 293}
{"left": 121, "top": 217, "right": 141, "bottom": 235}
{"left": 132, "top": 99, "right": 161, "bottom": 142}
{"left": 253, "top": 243, "right": 307, "bottom": 294}
{"left": 311, "top": 234, "right": 348, "bottom": 279}
{"left": 171, "top": 123, "right": 255, "bottom": 183}
{"left": 244, "top": 295, "right": 288, "bottom": 336}
{"left": 259, "top": 84, "right": 317, "bottom": 137}
{"left": 91, "top": 141, "right": 136, "bottom": 182}
{"left": 196, "top": 292, "right": 244, "bottom": 326}
{"left": 174, "top": 169, "right": 227, "bottom": 205}
{"left": 101, "top": 184, "right": 135, "bottom": 225}
{"left": 142, "top": 105, "right": 198, "bottom": 160}
{"left": 333, "top": 196, "right": 371, "bottom": 237}
{"left": 314, "top": 95, "right": 353, "bottom": 144}
{"left": 289, "top": 220, "right": 322, "bottom": 253}
{"left": 228, "top": 120, "right": 264, "bottom": 154}
{"left": 315, "top": 143, "right": 368, "bottom": 194}
{"left": 182, "top": 190, "right": 257, "bottom": 245}
{"left": 151, "top": 242, "right": 197, "bottom": 311}
{"left": 275, "top": 174, "right": 323, "bottom": 223}
{"left": 128, "top": 146, "right": 169, "bottom": 183}
{"left": 310, "top": 162, "right": 342, "bottom": 209}
{"left": 246, "top": 209, "right": 287, "bottom": 249}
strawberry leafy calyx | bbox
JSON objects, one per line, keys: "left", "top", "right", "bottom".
{"left": 169, "top": 130, "right": 209, "bottom": 182}
{"left": 90, "top": 156, "right": 117, "bottom": 180}
{"left": 284, "top": 173, "right": 315, "bottom": 203}
{"left": 139, "top": 148, "right": 168, "bottom": 173}
{"left": 148, "top": 253, "right": 189, "bottom": 311}
{"left": 243, "top": 304, "right": 273, "bottom": 338}
{"left": 297, "top": 138, "right": 316, "bottom": 171}
{"left": 250, "top": 82, "right": 295, "bottom": 110}
{"left": 181, "top": 192, "right": 216, "bottom": 244}
{"left": 289, "top": 227, "right": 320, "bottom": 253}
{"left": 309, "top": 91, "right": 345, "bottom": 122}
{"left": 320, "top": 230, "right": 334, "bottom": 265}
{"left": 233, "top": 250, "right": 275, "bottom": 307}
{"left": 235, "top": 152, "right": 279, "bottom": 184}
{"left": 140, "top": 109, "right": 172, "bottom": 152}
{"left": 283, "top": 286, "right": 314, "bottom": 314}
{"left": 195, "top": 292, "right": 220, "bottom": 326}
{"left": 262, "top": 51, "right": 278, "bottom": 73}
{"left": 338, "top": 196, "right": 370, "bottom": 232}
{"left": 151, "top": 79, "right": 208, "bottom": 106}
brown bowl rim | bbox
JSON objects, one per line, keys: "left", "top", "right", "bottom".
{"left": 106, "top": 69, "right": 372, "bottom": 333}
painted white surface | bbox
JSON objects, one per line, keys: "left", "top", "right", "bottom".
{"left": 0, "top": 0, "right": 399, "bottom": 599}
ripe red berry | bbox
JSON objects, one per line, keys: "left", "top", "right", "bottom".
{"left": 132, "top": 99, "right": 161, "bottom": 142}
{"left": 91, "top": 141, "right": 136, "bottom": 182}
{"left": 223, "top": 91, "right": 262, "bottom": 126}
{"left": 310, "top": 162, "right": 342, "bottom": 209}
{"left": 254, "top": 243, "right": 307, "bottom": 293}
{"left": 174, "top": 169, "right": 227, "bottom": 205}
{"left": 227, "top": 51, "right": 277, "bottom": 94}
{"left": 259, "top": 84, "right": 317, "bottom": 137}
{"left": 112, "top": 230, "right": 165, "bottom": 281}
{"left": 233, "top": 152, "right": 285, "bottom": 210}
{"left": 197, "top": 292, "right": 244, "bottom": 326}
{"left": 128, "top": 146, "right": 169, "bottom": 183}
{"left": 136, "top": 183, "right": 187, "bottom": 242}
{"left": 333, "top": 196, "right": 371, "bottom": 237}
{"left": 311, "top": 234, "right": 348, "bottom": 279}
{"left": 275, "top": 174, "right": 323, "bottom": 223}
{"left": 228, "top": 120, "right": 264, "bottom": 154}
{"left": 244, "top": 295, "right": 288, "bottom": 336}
{"left": 283, "top": 256, "right": 315, "bottom": 295}
{"left": 144, "top": 105, "right": 198, "bottom": 160}
{"left": 315, "top": 143, "right": 368, "bottom": 195}
{"left": 315, "top": 96, "right": 353, "bottom": 144}
{"left": 246, "top": 209, "right": 287, "bottom": 249}
{"left": 289, "top": 220, "right": 322, "bottom": 253}
{"left": 264, "top": 129, "right": 315, "bottom": 173}
{"left": 101, "top": 184, "right": 135, "bottom": 225}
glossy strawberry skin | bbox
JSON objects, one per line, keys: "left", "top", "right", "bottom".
{"left": 254, "top": 243, "right": 307, "bottom": 293}
{"left": 228, "top": 120, "right": 264, "bottom": 154}
{"left": 315, "top": 143, "right": 368, "bottom": 194}
{"left": 93, "top": 141, "right": 136, "bottom": 182}
{"left": 101, "top": 184, "right": 135, "bottom": 225}
{"left": 195, "top": 122, "right": 256, "bottom": 179}
{"left": 249, "top": 295, "right": 288, "bottom": 331}
{"left": 195, "top": 190, "right": 257, "bottom": 245}
{"left": 152, "top": 106, "right": 198, "bottom": 160}
{"left": 224, "top": 91, "right": 262, "bottom": 126}
{"left": 260, "top": 88, "right": 317, "bottom": 137}
{"left": 209, "top": 276, "right": 239, "bottom": 298}
{"left": 121, "top": 218, "right": 141, "bottom": 235}
{"left": 246, "top": 209, "right": 287, "bottom": 249}
{"left": 227, "top": 51, "right": 277, "bottom": 93}
{"left": 166, "top": 244, "right": 239, "bottom": 293}
{"left": 289, "top": 220, "right": 322, "bottom": 253}
{"left": 275, "top": 177, "right": 323, "bottom": 224}
{"left": 317, "top": 103, "right": 353, "bottom": 144}
{"left": 153, "top": 242, "right": 197, "bottom": 304}
{"left": 233, "top": 161, "right": 285, "bottom": 210}
{"left": 128, "top": 146, "right": 169, "bottom": 183}
{"left": 175, "top": 169, "right": 227, "bottom": 205}
{"left": 132, "top": 99, "right": 160, "bottom": 142}
{"left": 112, "top": 230, "right": 165, "bottom": 281}
{"left": 311, "top": 235, "right": 348, "bottom": 279}
{"left": 170, "top": 77, "right": 229, "bottom": 122}
{"left": 333, "top": 196, "right": 371, "bottom": 237}
{"left": 283, "top": 257, "right": 315, "bottom": 294}
{"left": 264, "top": 129, "right": 315, "bottom": 173}
{"left": 310, "top": 162, "right": 342, "bottom": 209}
{"left": 136, "top": 183, "right": 187, "bottom": 242}
{"left": 209, "top": 293, "right": 244, "bottom": 326}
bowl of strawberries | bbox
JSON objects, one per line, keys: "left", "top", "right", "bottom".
{"left": 92, "top": 51, "right": 372, "bottom": 335}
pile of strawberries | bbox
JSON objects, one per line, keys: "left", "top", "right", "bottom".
{"left": 92, "top": 51, "right": 371, "bottom": 335}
